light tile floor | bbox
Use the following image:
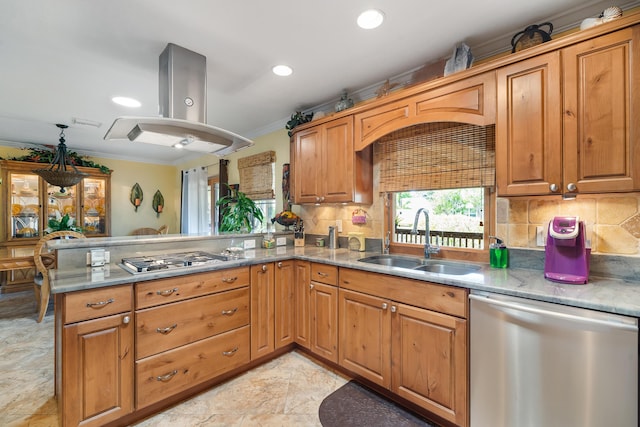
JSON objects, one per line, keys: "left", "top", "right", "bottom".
{"left": 0, "top": 291, "right": 350, "bottom": 427}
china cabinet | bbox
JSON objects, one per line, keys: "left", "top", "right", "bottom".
{"left": 0, "top": 160, "right": 111, "bottom": 242}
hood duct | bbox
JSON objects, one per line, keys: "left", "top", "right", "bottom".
{"left": 104, "top": 43, "right": 253, "bottom": 156}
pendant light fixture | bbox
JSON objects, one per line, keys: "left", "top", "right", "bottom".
{"left": 33, "top": 124, "right": 88, "bottom": 193}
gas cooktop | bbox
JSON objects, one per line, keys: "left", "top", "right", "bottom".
{"left": 120, "top": 251, "right": 230, "bottom": 274}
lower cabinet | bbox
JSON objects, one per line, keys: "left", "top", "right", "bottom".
{"left": 251, "top": 262, "right": 275, "bottom": 359}
{"left": 339, "top": 268, "right": 468, "bottom": 427}
{"left": 56, "top": 285, "right": 134, "bottom": 427}
{"left": 294, "top": 262, "right": 339, "bottom": 363}
{"left": 275, "top": 260, "right": 295, "bottom": 348}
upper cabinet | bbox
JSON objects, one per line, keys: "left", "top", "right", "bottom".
{"left": 354, "top": 72, "right": 496, "bottom": 151}
{"left": 497, "top": 26, "right": 640, "bottom": 196}
{"left": 1, "top": 160, "right": 111, "bottom": 242}
{"left": 292, "top": 116, "right": 373, "bottom": 204}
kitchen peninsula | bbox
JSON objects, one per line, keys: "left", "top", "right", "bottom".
{"left": 49, "top": 233, "right": 640, "bottom": 427}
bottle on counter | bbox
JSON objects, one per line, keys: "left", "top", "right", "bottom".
{"left": 489, "top": 236, "right": 508, "bottom": 268}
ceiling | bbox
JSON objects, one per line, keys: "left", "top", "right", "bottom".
{"left": 0, "top": 0, "right": 636, "bottom": 165}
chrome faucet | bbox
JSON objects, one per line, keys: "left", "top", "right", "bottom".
{"left": 411, "top": 208, "right": 440, "bottom": 258}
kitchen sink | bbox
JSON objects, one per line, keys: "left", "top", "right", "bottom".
{"left": 358, "top": 254, "right": 481, "bottom": 276}
{"left": 413, "top": 263, "right": 480, "bottom": 275}
{"left": 357, "top": 255, "right": 425, "bottom": 269}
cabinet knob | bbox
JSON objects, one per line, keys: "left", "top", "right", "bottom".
{"left": 261, "top": 264, "right": 267, "bottom": 272}
{"left": 122, "top": 315, "right": 130, "bottom": 324}
{"left": 310, "top": 284, "right": 314, "bottom": 290}
{"left": 390, "top": 305, "right": 397, "bottom": 313}
{"left": 382, "top": 303, "right": 388, "bottom": 310}
{"left": 277, "top": 262, "right": 282, "bottom": 268}
{"left": 567, "top": 182, "right": 577, "bottom": 192}
{"left": 549, "top": 183, "right": 559, "bottom": 192}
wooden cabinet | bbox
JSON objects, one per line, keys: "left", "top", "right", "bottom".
{"left": 134, "top": 268, "right": 251, "bottom": 408}
{"left": 275, "top": 260, "right": 295, "bottom": 348}
{"left": 339, "top": 268, "right": 468, "bottom": 427}
{"left": 251, "top": 262, "right": 275, "bottom": 359}
{"left": 497, "top": 27, "right": 640, "bottom": 196}
{"left": 292, "top": 116, "right": 373, "bottom": 204}
{"left": 294, "top": 260, "right": 311, "bottom": 348}
{"left": 354, "top": 71, "right": 496, "bottom": 151}
{"left": 56, "top": 284, "right": 134, "bottom": 427}
{"left": 0, "top": 160, "right": 111, "bottom": 242}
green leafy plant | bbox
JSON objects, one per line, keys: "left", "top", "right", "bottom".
{"left": 45, "top": 213, "right": 83, "bottom": 234}
{"left": 216, "top": 186, "right": 264, "bottom": 233}
{"left": 2, "top": 147, "right": 111, "bottom": 174}
{"left": 285, "top": 111, "right": 314, "bottom": 137}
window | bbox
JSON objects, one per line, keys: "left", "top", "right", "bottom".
{"left": 393, "top": 188, "right": 486, "bottom": 249}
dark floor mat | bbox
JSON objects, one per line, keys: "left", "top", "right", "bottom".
{"left": 319, "top": 380, "right": 437, "bottom": 427}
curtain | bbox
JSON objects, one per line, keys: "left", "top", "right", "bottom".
{"left": 180, "top": 167, "right": 208, "bottom": 234}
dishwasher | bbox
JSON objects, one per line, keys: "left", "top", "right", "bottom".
{"left": 470, "top": 291, "right": 638, "bottom": 427}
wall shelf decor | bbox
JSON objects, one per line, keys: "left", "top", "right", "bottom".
{"left": 130, "top": 183, "right": 143, "bottom": 212}
{"left": 152, "top": 190, "right": 164, "bottom": 217}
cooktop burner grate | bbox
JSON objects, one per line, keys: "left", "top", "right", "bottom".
{"left": 120, "top": 251, "right": 229, "bottom": 273}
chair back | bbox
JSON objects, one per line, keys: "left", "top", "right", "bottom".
{"left": 33, "top": 230, "right": 86, "bottom": 322}
{"left": 130, "top": 227, "right": 161, "bottom": 235}
{"left": 158, "top": 225, "right": 169, "bottom": 234}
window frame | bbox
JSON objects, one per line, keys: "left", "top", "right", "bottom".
{"left": 383, "top": 187, "right": 494, "bottom": 262}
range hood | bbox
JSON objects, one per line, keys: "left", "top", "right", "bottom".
{"left": 104, "top": 43, "right": 253, "bottom": 156}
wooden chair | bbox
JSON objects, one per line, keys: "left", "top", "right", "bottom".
{"left": 130, "top": 227, "right": 161, "bottom": 235}
{"left": 33, "top": 230, "right": 86, "bottom": 323}
{"left": 158, "top": 224, "right": 169, "bottom": 234}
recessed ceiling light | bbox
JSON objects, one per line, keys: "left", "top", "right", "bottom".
{"left": 112, "top": 96, "right": 141, "bottom": 108}
{"left": 272, "top": 65, "right": 293, "bottom": 77}
{"left": 357, "top": 9, "right": 385, "bottom": 29}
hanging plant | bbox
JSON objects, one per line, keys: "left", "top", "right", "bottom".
{"left": 285, "top": 111, "right": 314, "bottom": 137}
{"left": 1, "top": 147, "right": 111, "bottom": 174}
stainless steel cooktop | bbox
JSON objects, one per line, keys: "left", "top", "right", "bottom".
{"left": 120, "top": 251, "right": 230, "bottom": 274}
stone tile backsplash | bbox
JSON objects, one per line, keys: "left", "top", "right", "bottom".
{"left": 498, "top": 194, "right": 640, "bottom": 255}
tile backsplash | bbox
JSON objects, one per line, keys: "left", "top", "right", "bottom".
{"left": 497, "top": 194, "right": 640, "bottom": 255}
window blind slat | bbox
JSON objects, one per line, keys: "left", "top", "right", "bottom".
{"left": 238, "top": 151, "right": 276, "bottom": 200}
{"left": 375, "top": 123, "right": 495, "bottom": 193}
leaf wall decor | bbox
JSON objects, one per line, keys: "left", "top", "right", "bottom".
{"left": 130, "top": 183, "right": 143, "bottom": 212}
{"left": 152, "top": 190, "right": 165, "bottom": 217}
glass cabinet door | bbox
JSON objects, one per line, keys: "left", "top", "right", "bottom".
{"left": 81, "top": 177, "right": 107, "bottom": 235}
{"left": 9, "top": 172, "right": 41, "bottom": 239}
{"left": 47, "top": 182, "right": 78, "bottom": 232}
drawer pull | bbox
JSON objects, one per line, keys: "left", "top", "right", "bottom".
{"left": 156, "top": 324, "right": 178, "bottom": 334}
{"left": 156, "top": 288, "right": 178, "bottom": 296}
{"left": 222, "top": 276, "right": 238, "bottom": 283}
{"left": 317, "top": 272, "right": 328, "bottom": 277}
{"left": 261, "top": 265, "right": 267, "bottom": 272}
{"left": 156, "top": 370, "right": 178, "bottom": 382}
{"left": 222, "top": 347, "right": 239, "bottom": 356}
{"left": 86, "top": 298, "right": 114, "bottom": 308}
{"left": 222, "top": 307, "right": 238, "bottom": 316}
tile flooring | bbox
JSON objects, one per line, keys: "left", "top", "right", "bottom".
{"left": 0, "top": 291, "right": 350, "bottom": 427}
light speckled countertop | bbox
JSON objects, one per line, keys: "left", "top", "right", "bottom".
{"left": 50, "top": 245, "right": 640, "bottom": 317}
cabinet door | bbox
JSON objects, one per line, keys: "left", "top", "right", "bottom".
{"left": 294, "top": 260, "right": 311, "bottom": 348}
{"left": 322, "top": 116, "right": 355, "bottom": 203}
{"left": 274, "top": 260, "right": 295, "bottom": 348}
{"left": 310, "top": 282, "right": 338, "bottom": 363}
{"left": 496, "top": 51, "right": 562, "bottom": 196}
{"left": 391, "top": 303, "right": 467, "bottom": 427}
{"left": 250, "top": 263, "right": 275, "bottom": 360}
{"left": 80, "top": 176, "right": 109, "bottom": 236}
{"left": 7, "top": 170, "right": 42, "bottom": 240}
{"left": 563, "top": 27, "right": 640, "bottom": 193}
{"left": 293, "top": 127, "right": 322, "bottom": 203}
{"left": 339, "top": 288, "right": 391, "bottom": 388}
{"left": 62, "top": 312, "right": 133, "bottom": 427}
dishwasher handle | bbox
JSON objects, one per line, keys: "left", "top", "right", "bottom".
{"left": 470, "top": 294, "right": 638, "bottom": 332}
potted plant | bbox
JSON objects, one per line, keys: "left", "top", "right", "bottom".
{"left": 45, "top": 212, "right": 83, "bottom": 234}
{"left": 216, "top": 186, "right": 264, "bottom": 233}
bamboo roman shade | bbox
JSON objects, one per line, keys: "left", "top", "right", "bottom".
{"left": 238, "top": 151, "right": 276, "bottom": 200}
{"left": 374, "top": 122, "right": 495, "bottom": 192}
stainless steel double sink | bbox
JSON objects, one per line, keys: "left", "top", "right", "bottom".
{"left": 358, "top": 254, "right": 481, "bottom": 276}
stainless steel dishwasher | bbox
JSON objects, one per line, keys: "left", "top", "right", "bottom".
{"left": 470, "top": 291, "right": 638, "bottom": 427}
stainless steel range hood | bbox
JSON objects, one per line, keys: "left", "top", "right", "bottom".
{"left": 104, "top": 43, "right": 253, "bottom": 156}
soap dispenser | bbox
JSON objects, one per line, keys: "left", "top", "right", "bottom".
{"left": 489, "top": 236, "right": 508, "bottom": 268}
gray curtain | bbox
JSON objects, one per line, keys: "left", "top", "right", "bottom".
{"left": 180, "top": 167, "right": 208, "bottom": 233}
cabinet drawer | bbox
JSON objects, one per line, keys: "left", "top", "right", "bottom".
{"left": 62, "top": 284, "right": 133, "bottom": 324}
{"left": 311, "top": 263, "right": 338, "bottom": 286}
{"left": 339, "top": 268, "right": 468, "bottom": 319}
{"left": 135, "top": 267, "right": 249, "bottom": 309}
{"left": 136, "top": 287, "right": 249, "bottom": 359}
{"left": 136, "top": 325, "right": 250, "bottom": 408}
